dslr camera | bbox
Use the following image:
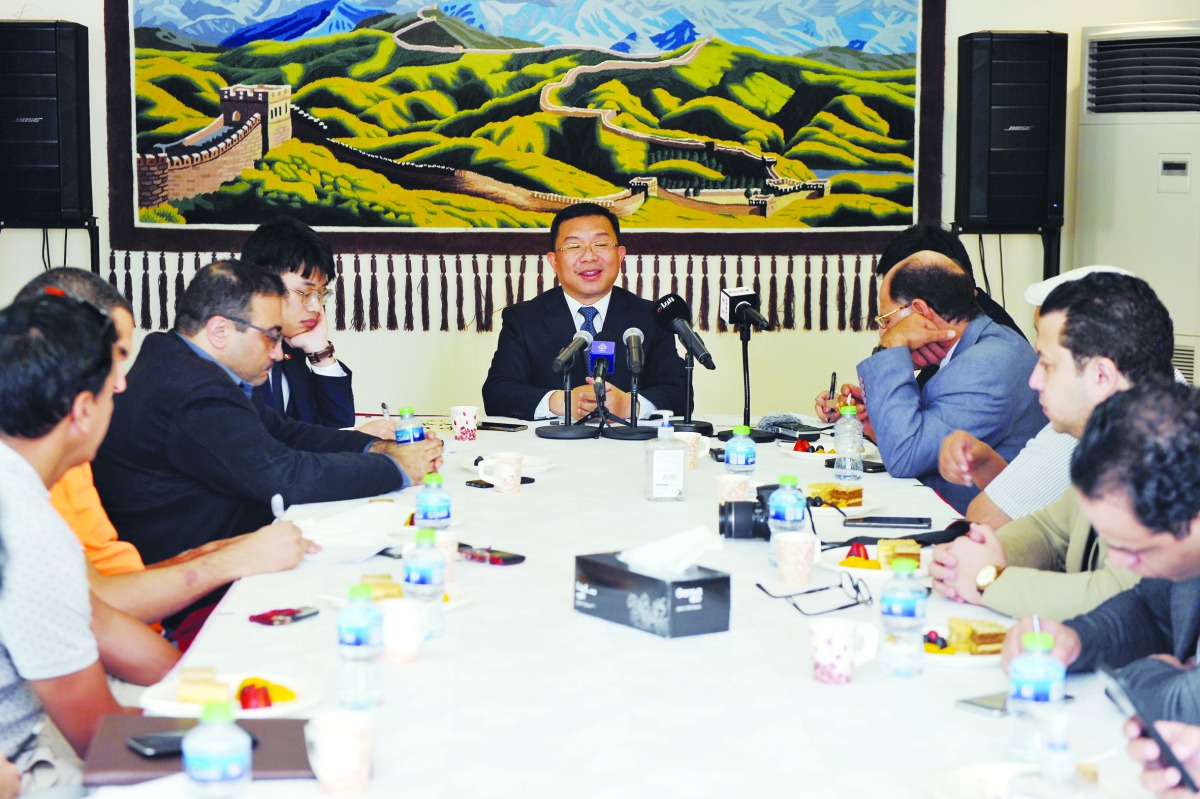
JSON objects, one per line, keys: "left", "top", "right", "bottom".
{"left": 717, "top": 483, "right": 780, "bottom": 539}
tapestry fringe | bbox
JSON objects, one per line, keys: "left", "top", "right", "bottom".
{"left": 836, "top": 255, "right": 847, "bottom": 332}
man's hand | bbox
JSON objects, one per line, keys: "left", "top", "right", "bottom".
{"left": 940, "top": 431, "right": 987, "bottom": 486}
{"left": 356, "top": 418, "right": 397, "bottom": 439}
{"left": 911, "top": 340, "right": 951, "bottom": 368}
{"left": 0, "top": 753, "right": 19, "bottom": 799}
{"left": 285, "top": 303, "right": 332, "bottom": 362}
{"left": 226, "top": 521, "right": 315, "bottom": 577}
{"left": 369, "top": 435, "right": 444, "bottom": 483}
{"left": 815, "top": 383, "right": 864, "bottom": 424}
{"left": 879, "top": 312, "right": 958, "bottom": 352}
{"left": 1000, "top": 616, "right": 1081, "bottom": 673}
{"left": 576, "top": 377, "right": 633, "bottom": 420}
{"left": 1125, "top": 718, "right": 1200, "bottom": 797}
{"left": 929, "top": 523, "right": 1006, "bottom": 604}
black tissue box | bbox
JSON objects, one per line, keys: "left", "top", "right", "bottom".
{"left": 573, "top": 552, "right": 730, "bottom": 638}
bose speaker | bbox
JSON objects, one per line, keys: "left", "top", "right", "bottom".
{"left": 0, "top": 21, "right": 92, "bottom": 226}
{"left": 955, "top": 31, "right": 1067, "bottom": 233}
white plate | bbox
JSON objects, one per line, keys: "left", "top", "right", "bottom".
{"left": 924, "top": 651, "right": 1002, "bottom": 669}
{"left": 141, "top": 671, "right": 321, "bottom": 719}
{"left": 807, "top": 494, "right": 881, "bottom": 519}
{"left": 460, "top": 455, "right": 555, "bottom": 476}
{"left": 820, "top": 543, "right": 929, "bottom": 578}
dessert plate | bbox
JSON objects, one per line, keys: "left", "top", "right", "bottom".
{"left": 141, "top": 672, "right": 321, "bottom": 719}
{"left": 819, "top": 543, "right": 929, "bottom": 578}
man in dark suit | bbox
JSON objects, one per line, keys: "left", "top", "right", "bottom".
{"left": 94, "top": 261, "right": 442, "bottom": 565}
{"left": 482, "top": 203, "right": 688, "bottom": 421}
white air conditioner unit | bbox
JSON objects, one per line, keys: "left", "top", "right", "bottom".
{"left": 1074, "top": 19, "right": 1200, "bottom": 384}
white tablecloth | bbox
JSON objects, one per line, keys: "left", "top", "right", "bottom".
{"left": 110, "top": 424, "right": 1146, "bottom": 799}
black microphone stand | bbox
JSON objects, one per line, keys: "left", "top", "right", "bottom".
{"left": 671, "top": 353, "right": 714, "bottom": 435}
{"left": 603, "top": 369, "right": 656, "bottom": 440}
{"left": 536, "top": 352, "right": 601, "bottom": 440}
{"left": 716, "top": 321, "right": 774, "bottom": 443}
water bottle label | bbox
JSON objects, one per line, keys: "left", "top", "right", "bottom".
{"left": 185, "top": 753, "right": 249, "bottom": 783}
{"left": 727, "top": 450, "right": 756, "bottom": 466}
{"left": 339, "top": 624, "right": 379, "bottom": 647}
{"left": 881, "top": 594, "right": 925, "bottom": 618}
{"left": 405, "top": 563, "right": 445, "bottom": 585}
{"left": 416, "top": 501, "right": 451, "bottom": 522}
{"left": 1011, "top": 677, "right": 1064, "bottom": 703}
{"left": 769, "top": 504, "right": 805, "bottom": 523}
{"left": 395, "top": 425, "right": 426, "bottom": 444}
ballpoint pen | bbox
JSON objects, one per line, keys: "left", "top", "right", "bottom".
{"left": 827, "top": 371, "right": 838, "bottom": 421}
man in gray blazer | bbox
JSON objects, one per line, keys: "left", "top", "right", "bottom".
{"left": 854, "top": 252, "right": 1046, "bottom": 512}
{"left": 1002, "top": 380, "right": 1200, "bottom": 723}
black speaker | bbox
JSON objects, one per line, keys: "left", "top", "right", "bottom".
{"left": 0, "top": 21, "right": 92, "bottom": 226}
{"left": 955, "top": 31, "right": 1067, "bottom": 233}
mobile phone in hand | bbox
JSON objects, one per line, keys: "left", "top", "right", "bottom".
{"left": 1099, "top": 663, "right": 1199, "bottom": 791}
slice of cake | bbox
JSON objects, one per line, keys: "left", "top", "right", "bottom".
{"left": 876, "top": 538, "right": 921, "bottom": 569}
{"left": 805, "top": 482, "right": 863, "bottom": 508}
{"left": 177, "top": 667, "right": 230, "bottom": 705}
{"left": 948, "top": 617, "right": 1009, "bottom": 655}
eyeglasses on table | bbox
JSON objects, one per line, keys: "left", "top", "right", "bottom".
{"left": 756, "top": 571, "right": 873, "bottom": 616}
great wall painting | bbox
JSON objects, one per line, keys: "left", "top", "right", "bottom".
{"left": 129, "top": 0, "right": 921, "bottom": 232}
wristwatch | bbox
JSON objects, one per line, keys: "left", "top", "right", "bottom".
{"left": 975, "top": 564, "right": 1005, "bottom": 591}
{"left": 306, "top": 342, "right": 335, "bottom": 364}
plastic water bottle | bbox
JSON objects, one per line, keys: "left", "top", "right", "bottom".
{"left": 182, "top": 701, "right": 252, "bottom": 798}
{"left": 724, "top": 425, "right": 757, "bottom": 475}
{"left": 404, "top": 528, "right": 446, "bottom": 639}
{"left": 833, "top": 405, "right": 863, "bottom": 482}
{"left": 1008, "top": 631, "right": 1067, "bottom": 763}
{"left": 337, "top": 584, "right": 384, "bottom": 709}
{"left": 644, "top": 421, "right": 687, "bottom": 501}
{"left": 767, "top": 475, "right": 807, "bottom": 566}
{"left": 879, "top": 558, "right": 926, "bottom": 676}
{"left": 414, "top": 473, "right": 451, "bottom": 528}
{"left": 393, "top": 406, "right": 426, "bottom": 445}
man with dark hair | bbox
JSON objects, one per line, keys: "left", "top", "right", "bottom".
{"left": 1002, "top": 380, "right": 1200, "bottom": 722}
{"left": 240, "top": 216, "right": 362, "bottom": 429}
{"left": 850, "top": 252, "right": 1044, "bottom": 512}
{"left": 94, "top": 261, "right": 442, "bottom": 566}
{"left": 483, "top": 203, "right": 688, "bottom": 421}
{"left": 930, "top": 272, "right": 1175, "bottom": 619}
{"left": 0, "top": 295, "right": 144, "bottom": 784}
{"left": 13, "top": 268, "right": 314, "bottom": 633}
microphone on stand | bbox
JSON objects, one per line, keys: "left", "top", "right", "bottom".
{"left": 652, "top": 294, "right": 715, "bottom": 370}
{"left": 719, "top": 287, "right": 771, "bottom": 331}
{"left": 552, "top": 329, "right": 594, "bottom": 373}
{"left": 622, "top": 327, "right": 644, "bottom": 376}
{"left": 588, "top": 339, "right": 616, "bottom": 408}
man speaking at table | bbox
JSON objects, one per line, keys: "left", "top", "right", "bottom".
{"left": 94, "top": 261, "right": 443, "bottom": 565}
{"left": 482, "top": 203, "right": 688, "bottom": 421}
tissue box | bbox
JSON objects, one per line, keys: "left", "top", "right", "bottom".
{"left": 573, "top": 553, "right": 730, "bottom": 638}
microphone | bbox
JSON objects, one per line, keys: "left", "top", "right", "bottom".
{"left": 652, "top": 294, "right": 716, "bottom": 370}
{"left": 720, "top": 286, "right": 771, "bottom": 331}
{"left": 552, "top": 329, "right": 593, "bottom": 373}
{"left": 623, "top": 327, "right": 644, "bottom": 376}
{"left": 588, "top": 339, "right": 616, "bottom": 381}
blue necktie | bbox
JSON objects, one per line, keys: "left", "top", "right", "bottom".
{"left": 578, "top": 306, "right": 599, "bottom": 336}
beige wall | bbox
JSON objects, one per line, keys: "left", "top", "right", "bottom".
{"left": 2, "top": 0, "right": 1197, "bottom": 418}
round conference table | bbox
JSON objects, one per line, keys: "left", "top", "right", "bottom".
{"left": 101, "top": 421, "right": 1147, "bottom": 799}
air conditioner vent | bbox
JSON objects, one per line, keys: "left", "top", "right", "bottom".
{"left": 1088, "top": 36, "right": 1200, "bottom": 113}
{"left": 1173, "top": 344, "right": 1196, "bottom": 385}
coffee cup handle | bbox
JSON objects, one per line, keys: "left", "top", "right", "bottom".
{"left": 854, "top": 624, "right": 879, "bottom": 665}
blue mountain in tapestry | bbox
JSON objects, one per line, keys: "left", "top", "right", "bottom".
{"left": 220, "top": 0, "right": 379, "bottom": 47}
{"left": 650, "top": 20, "right": 698, "bottom": 50}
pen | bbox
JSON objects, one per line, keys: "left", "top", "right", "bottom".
{"left": 827, "top": 371, "right": 837, "bottom": 421}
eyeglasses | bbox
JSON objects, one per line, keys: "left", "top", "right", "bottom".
{"left": 290, "top": 287, "right": 334, "bottom": 307}
{"left": 223, "top": 315, "right": 284, "bottom": 346}
{"left": 42, "top": 286, "right": 115, "bottom": 338}
{"left": 554, "top": 241, "right": 615, "bottom": 258}
{"left": 873, "top": 304, "right": 910, "bottom": 329}
{"left": 756, "top": 572, "right": 873, "bottom": 616}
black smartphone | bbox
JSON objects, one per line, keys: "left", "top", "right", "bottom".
{"left": 466, "top": 477, "right": 534, "bottom": 488}
{"left": 823, "top": 458, "right": 886, "bottom": 473}
{"left": 773, "top": 426, "right": 825, "bottom": 441}
{"left": 709, "top": 448, "right": 726, "bottom": 462}
{"left": 477, "top": 422, "right": 528, "bottom": 432}
{"left": 842, "top": 516, "right": 932, "bottom": 530}
{"left": 127, "top": 729, "right": 259, "bottom": 758}
{"left": 955, "top": 690, "right": 1075, "bottom": 718}
{"left": 1099, "top": 663, "right": 1199, "bottom": 792}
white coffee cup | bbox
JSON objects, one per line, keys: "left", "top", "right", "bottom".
{"left": 675, "top": 432, "right": 710, "bottom": 470}
{"left": 714, "top": 474, "right": 755, "bottom": 505}
{"left": 477, "top": 452, "right": 523, "bottom": 493}
{"left": 378, "top": 599, "right": 426, "bottom": 665}
{"left": 809, "top": 618, "right": 878, "bottom": 685}
{"left": 775, "top": 531, "right": 818, "bottom": 587}
{"left": 450, "top": 405, "right": 479, "bottom": 442}
{"left": 304, "top": 711, "right": 374, "bottom": 794}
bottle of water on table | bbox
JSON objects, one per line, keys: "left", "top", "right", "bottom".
{"left": 1008, "top": 631, "right": 1067, "bottom": 763}
{"left": 767, "top": 475, "right": 806, "bottom": 566}
{"left": 394, "top": 406, "right": 426, "bottom": 445}
{"left": 833, "top": 404, "right": 863, "bottom": 481}
{"left": 879, "top": 558, "right": 926, "bottom": 676}
{"left": 183, "top": 700, "right": 253, "bottom": 798}
{"left": 404, "top": 528, "right": 446, "bottom": 639}
{"left": 725, "top": 425, "right": 757, "bottom": 475}
{"left": 414, "top": 473, "right": 451, "bottom": 528}
{"left": 337, "top": 584, "right": 384, "bottom": 709}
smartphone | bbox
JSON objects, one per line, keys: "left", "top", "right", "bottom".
{"left": 842, "top": 516, "right": 932, "bottom": 530}
{"left": 824, "top": 458, "right": 886, "bottom": 473}
{"left": 466, "top": 477, "right": 534, "bottom": 488}
{"left": 127, "top": 729, "right": 259, "bottom": 758}
{"left": 709, "top": 448, "right": 726, "bottom": 462}
{"left": 956, "top": 690, "right": 1075, "bottom": 718}
{"left": 773, "top": 426, "right": 823, "bottom": 442}
{"left": 380, "top": 546, "right": 405, "bottom": 559}
{"left": 458, "top": 544, "right": 526, "bottom": 565}
{"left": 1099, "top": 663, "right": 1199, "bottom": 791}
{"left": 477, "top": 422, "right": 528, "bottom": 432}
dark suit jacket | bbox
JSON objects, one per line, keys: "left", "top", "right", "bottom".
{"left": 481, "top": 286, "right": 689, "bottom": 421}
{"left": 253, "top": 343, "right": 356, "bottom": 428}
{"left": 1066, "top": 576, "right": 1200, "bottom": 722}
{"left": 93, "top": 332, "right": 405, "bottom": 565}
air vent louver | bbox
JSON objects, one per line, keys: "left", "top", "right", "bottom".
{"left": 1087, "top": 35, "right": 1200, "bottom": 113}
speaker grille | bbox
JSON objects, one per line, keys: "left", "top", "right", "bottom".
{"left": 1088, "top": 35, "right": 1200, "bottom": 113}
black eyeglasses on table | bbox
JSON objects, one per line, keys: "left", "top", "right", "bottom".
{"left": 756, "top": 571, "right": 873, "bottom": 616}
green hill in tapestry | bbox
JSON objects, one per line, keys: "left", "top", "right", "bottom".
{"left": 132, "top": 22, "right": 916, "bottom": 230}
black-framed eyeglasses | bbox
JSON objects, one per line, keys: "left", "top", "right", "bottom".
{"left": 223, "top": 315, "right": 284, "bottom": 346}
{"left": 756, "top": 571, "right": 873, "bottom": 616}
{"left": 290, "top": 287, "right": 334, "bottom": 307}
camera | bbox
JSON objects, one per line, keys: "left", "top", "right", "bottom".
{"left": 717, "top": 483, "right": 779, "bottom": 539}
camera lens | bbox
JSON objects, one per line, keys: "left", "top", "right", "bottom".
{"left": 718, "top": 500, "right": 769, "bottom": 539}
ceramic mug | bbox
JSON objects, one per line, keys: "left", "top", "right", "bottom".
{"left": 809, "top": 618, "right": 878, "bottom": 685}
{"left": 304, "top": 711, "right": 374, "bottom": 794}
{"left": 450, "top": 405, "right": 478, "bottom": 442}
{"left": 477, "top": 452, "right": 523, "bottom": 493}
